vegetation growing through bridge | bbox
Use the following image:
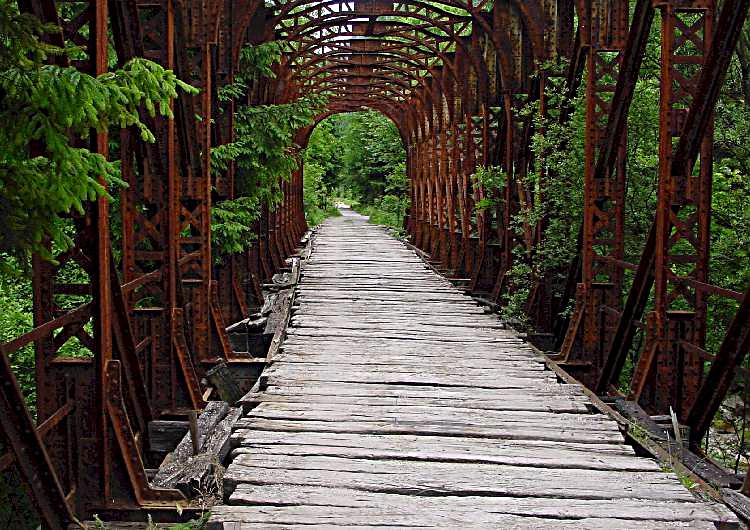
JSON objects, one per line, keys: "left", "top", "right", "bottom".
{"left": 211, "top": 41, "right": 326, "bottom": 255}
{"left": 472, "top": 62, "right": 586, "bottom": 326}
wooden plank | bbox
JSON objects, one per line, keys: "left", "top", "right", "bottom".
{"left": 247, "top": 403, "right": 620, "bottom": 431}
{"left": 209, "top": 518, "right": 714, "bottom": 530}
{"left": 251, "top": 380, "right": 586, "bottom": 397}
{"left": 234, "top": 418, "right": 627, "bottom": 444}
{"left": 238, "top": 391, "right": 590, "bottom": 413}
{"left": 261, "top": 370, "right": 560, "bottom": 389}
{"left": 230, "top": 437, "right": 654, "bottom": 472}
{"left": 148, "top": 420, "right": 189, "bottom": 455}
{"left": 284, "top": 329, "right": 508, "bottom": 342}
{"left": 224, "top": 454, "right": 696, "bottom": 502}
{"left": 281, "top": 338, "right": 530, "bottom": 352}
{"left": 227, "top": 484, "right": 732, "bottom": 524}
{"left": 273, "top": 353, "right": 547, "bottom": 369}
{"left": 265, "top": 361, "right": 547, "bottom": 376}
{"left": 230, "top": 430, "right": 638, "bottom": 458}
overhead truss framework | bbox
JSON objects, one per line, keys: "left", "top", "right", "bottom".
{"left": 1, "top": 0, "right": 750, "bottom": 526}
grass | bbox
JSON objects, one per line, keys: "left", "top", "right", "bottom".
{"left": 92, "top": 512, "right": 210, "bottom": 529}
{"left": 305, "top": 204, "right": 341, "bottom": 227}
{"left": 347, "top": 195, "right": 407, "bottom": 236}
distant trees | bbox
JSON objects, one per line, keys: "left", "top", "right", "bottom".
{"left": 302, "top": 111, "right": 408, "bottom": 229}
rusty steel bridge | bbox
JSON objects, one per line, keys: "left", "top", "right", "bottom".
{"left": 2, "top": 0, "right": 750, "bottom": 527}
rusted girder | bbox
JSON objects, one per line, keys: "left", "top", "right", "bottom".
{"left": 598, "top": 0, "right": 749, "bottom": 422}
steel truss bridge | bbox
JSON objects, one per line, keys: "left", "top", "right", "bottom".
{"left": 2, "top": 0, "right": 750, "bottom": 527}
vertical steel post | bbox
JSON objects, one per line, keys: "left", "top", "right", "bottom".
{"left": 630, "top": 0, "right": 714, "bottom": 418}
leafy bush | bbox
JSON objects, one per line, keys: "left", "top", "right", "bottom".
{"left": 305, "top": 204, "right": 341, "bottom": 227}
{"left": 361, "top": 194, "right": 408, "bottom": 232}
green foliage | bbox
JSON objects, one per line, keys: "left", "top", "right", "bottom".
{"left": 302, "top": 111, "right": 408, "bottom": 228}
{"left": 217, "top": 42, "right": 282, "bottom": 102}
{"left": 211, "top": 93, "right": 325, "bottom": 251}
{"left": 337, "top": 111, "right": 407, "bottom": 204}
{"left": 523, "top": 87, "right": 585, "bottom": 274}
{"left": 211, "top": 41, "right": 325, "bottom": 254}
{"left": 303, "top": 118, "right": 342, "bottom": 226}
{"left": 473, "top": 75, "right": 585, "bottom": 325}
{"left": 168, "top": 512, "right": 211, "bottom": 530}
{"left": 702, "top": 36, "right": 750, "bottom": 364}
{"left": 360, "top": 194, "right": 408, "bottom": 233}
{"left": 210, "top": 196, "right": 260, "bottom": 256}
{"left": 471, "top": 165, "right": 505, "bottom": 211}
{"left": 0, "top": 1, "right": 197, "bottom": 267}
{"left": 0, "top": 4, "right": 196, "bottom": 417}
{"left": 0, "top": 6, "right": 61, "bottom": 67}
{"left": 232, "top": 94, "right": 326, "bottom": 205}
{"left": 238, "top": 41, "right": 283, "bottom": 80}
{"left": 0, "top": 260, "right": 35, "bottom": 413}
{"left": 305, "top": 203, "right": 342, "bottom": 227}
{"left": 302, "top": 161, "right": 340, "bottom": 227}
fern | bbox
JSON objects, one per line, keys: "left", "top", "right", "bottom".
{"left": 237, "top": 41, "right": 284, "bottom": 81}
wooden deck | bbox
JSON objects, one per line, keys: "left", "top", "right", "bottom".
{"left": 210, "top": 210, "right": 737, "bottom": 529}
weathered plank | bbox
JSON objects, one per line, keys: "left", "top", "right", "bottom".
{"left": 230, "top": 430, "right": 638, "bottom": 457}
{"left": 273, "top": 353, "right": 548, "bottom": 369}
{"left": 246, "top": 403, "right": 620, "bottom": 431}
{"left": 154, "top": 401, "right": 231, "bottom": 491}
{"left": 233, "top": 417, "right": 627, "bottom": 444}
{"left": 208, "top": 516, "right": 714, "bottom": 530}
{"left": 261, "top": 371, "right": 561, "bottom": 389}
{"left": 230, "top": 438, "right": 654, "bottom": 471}
{"left": 224, "top": 455, "right": 696, "bottom": 502}
{"left": 250, "top": 380, "right": 586, "bottom": 397}
{"left": 238, "top": 391, "right": 590, "bottom": 413}
{"left": 227, "top": 485, "right": 733, "bottom": 524}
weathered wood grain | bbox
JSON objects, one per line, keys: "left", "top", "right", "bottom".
{"left": 227, "top": 485, "right": 733, "bottom": 524}
{"left": 246, "top": 403, "right": 619, "bottom": 431}
{"left": 238, "top": 391, "right": 590, "bottom": 413}
{"left": 223, "top": 459, "right": 697, "bottom": 501}
{"left": 209, "top": 211, "right": 737, "bottom": 529}
{"left": 230, "top": 430, "right": 639, "bottom": 457}
{"left": 230, "top": 439, "right": 654, "bottom": 471}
